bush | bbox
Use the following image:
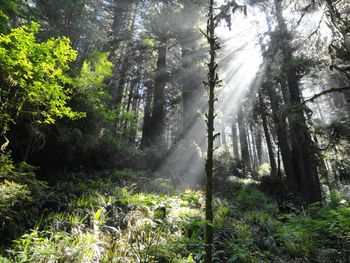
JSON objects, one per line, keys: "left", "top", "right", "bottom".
{"left": 0, "top": 153, "right": 48, "bottom": 243}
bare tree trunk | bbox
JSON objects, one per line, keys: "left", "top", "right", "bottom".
{"left": 250, "top": 125, "right": 258, "bottom": 169}
{"left": 255, "top": 127, "right": 263, "bottom": 166}
{"left": 149, "top": 43, "right": 167, "bottom": 143}
{"left": 221, "top": 124, "right": 226, "bottom": 146}
{"left": 231, "top": 121, "right": 240, "bottom": 159}
{"left": 203, "top": 0, "right": 220, "bottom": 260}
{"left": 130, "top": 85, "right": 141, "bottom": 143}
{"left": 108, "top": 0, "right": 135, "bottom": 106}
{"left": 237, "top": 105, "right": 251, "bottom": 170}
{"left": 141, "top": 81, "right": 154, "bottom": 148}
{"left": 259, "top": 92, "right": 277, "bottom": 176}
{"left": 267, "top": 83, "right": 298, "bottom": 190}
{"left": 114, "top": 2, "right": 138, "bottom": 107}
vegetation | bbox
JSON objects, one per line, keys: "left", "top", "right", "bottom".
{"left": 0, "top": 0, "right": 349, "bottom": 262}
{"left": 1, "top": 170, "right": 349, "bottom": 262}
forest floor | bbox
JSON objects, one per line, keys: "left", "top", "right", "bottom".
{"left": 1, "top": 168, "right": 350, "bottom": 262}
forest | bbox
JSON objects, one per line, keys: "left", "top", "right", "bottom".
{"left": 0, "top": 0, "right": 349, "bottom": 262}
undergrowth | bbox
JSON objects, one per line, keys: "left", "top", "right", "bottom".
{"left": 0, "top": 167, "right": 349, "bottom": 262}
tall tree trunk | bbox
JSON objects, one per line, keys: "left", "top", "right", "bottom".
{"left": 259, "top": 92, "right": 277, "bottom": 176}
{"left": 255, "top": 127, "right": 263, "bottom": 166}
{"left": 148, "top": 43, "right": 167, "bottom": 145}
{"left": 123, "top": 72, "right": 141, "bottom": 136}
{"left": 141, "top": 81, "right": 154, "bottom": 147}
{"left": 267, "top": 83, "right": 298, "bottom": 190}
{"left": 237, "top": 105, "right": 251, "bottom": 170}
{"left": 130, "top": 84, "right": 141, "bottom": 143}
{"left": 250, "top": 125, "right": 258, "bottom": 169}
{"left": 274, "top": 0, "right": 321, "bottom": 204}
{"left": 231, "top": 121, "right": 240, "bottom": 159}
{"left": 108, "top": 0, "right": 134, "bottom": 105}
{"left": 247, "top": 128, "right": 254, "bottom": 168}
{"left": 221, "top": 124, "right": 226, "bottom": 146}
{"left": 114, "top": 2, "right": 138, "bottom": 107}
{"left": 203, "top": 0, "right": 220, "bottom": 260}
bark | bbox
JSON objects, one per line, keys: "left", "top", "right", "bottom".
{"left": 130, "top": 84, "right": 142, "bottom": 143}
{"left": 145, "top": 43, "right": 167, "bottom": 146}
{"left": 247, "top": 128, "right": 254, "bottom": 168}
{"left": 221, "top": 124, "right": 226, "bottom": 146}
{"left": 259, "top": 92, "right": 277, "bottom": 176}
{"left": 123, "top": 72, "right": 141, "bottom": 136}
{"left": 114, "top": 3, "right": 138, "bottom": 107}
{"left": 237, "top": 105, "right": 251, "bottom": 170}
{"left": 275, "top": 0, "right": 321, "bottom": 204}
{"left": 267, "top": 83, "right": 298, "bottom": 190}
{"left": 231, "top": 121, "right": 240, "bottom": 159}
{"left": 250, "top": 125, "right": 258, "bottom": 169}
{"left": 255, "top": 128, "right": 263, "bottom": 166}
{"left": 108, "top": 0, "right": 134, "bottom": 105}
{"left": 203, "top": 0, "right": 219, "bottom": 260}
{"left": 141, "top": 81, "right": 154, "bottom": 147}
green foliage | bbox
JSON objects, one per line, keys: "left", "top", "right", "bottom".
{"left": 0, "top": 153, "right": 47, "bottom": 215}
{"left": 2, "top": 171, "right": 205, "bottom": 262}
{"left": 10, "top": 229, "right": 104, "bottom": 262}
{"left": 0, "top": 180, "right": 30, "bottom": 215}
{"left": 0, "top": 152, "right": 49, "bottom": 247}
{"left": 0, "top": 22, "right": 84, "bottom": 134}
{"left": 235, "top": 183, "right": 278, "bottom": 213}
{"left": 275, "top": 204, "right": 350, "bottom": 261}
{"left": 0, "top": 0, "right": 19, "bottom": 33}
{"left": 76, "top": 52, "right": 114, "bottom": 121}
{"left": 1, "top": 169, "right": 349, "bottom": 263}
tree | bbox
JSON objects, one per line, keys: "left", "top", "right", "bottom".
{"left": 203, "top": 0, "right": 220, "bottom": 261}
{"left": 258, "top": 91, "right": 277, "bottom": 176}
{"left": 273, "top": 0, "right": 322, "bottom": 204}
{"left": 237, "top": 104, "right": 251, "bottom": 170}
{"left": 0, "top": 0, "right": 21, "bottom": 33}
{"left": 0, "top": 22, "right": 84, "bottom": 139}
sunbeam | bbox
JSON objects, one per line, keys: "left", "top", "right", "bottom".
{"left": 154, "top": 5, "right": 266, "bottom": 188}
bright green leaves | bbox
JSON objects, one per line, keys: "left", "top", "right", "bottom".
{"left": 75, "top": 52, "right": 114, "bottom": 121}
{"left": 77, "top": 53, "right": 112, "bottom": 90}
{"left": 0, "top": 22, "right": 83, "bottom": 133}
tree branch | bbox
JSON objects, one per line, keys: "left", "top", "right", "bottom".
{"left": 303, "top": 86, "right": 350, "bottom": 104}
{"left": 289, "top": 86, "right": 350, "bottom": 111}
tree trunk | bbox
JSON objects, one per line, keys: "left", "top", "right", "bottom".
{"left": 255, "top": 127, "right": 263, "bottom": 166}
{"left": 274, "top": 0, "right": 321, "bottom": 204}
{"left": 231, "top": 121, "right": 240, "bottom": 159}
{"left": 108, "top": 0, "right": 134, "bottom": 106}
{"left": 267, "top": 83, "right": 298, "bottom": 190}
{"left": 148, "top": 43, "right": 167, "bottom": 145}
{"left": 259, "top": 92, "right": 277, "bottom": 176}
{"left": 114, "top": 2, "right": 138, "bottom": 107}
{"left": 250, "top": 125, "right": 258, "bottom": 169}
{"left": 141, "top": 81, "right": 154, "bottom": 147}
{"left": 237, "top": 105, "right": 251, "bottom": 170}
{"left": 204, "top": 0, "right": 220, "bottom": 261}
{"left": 130, "top": 84, "right": 141, "bottom": 143}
